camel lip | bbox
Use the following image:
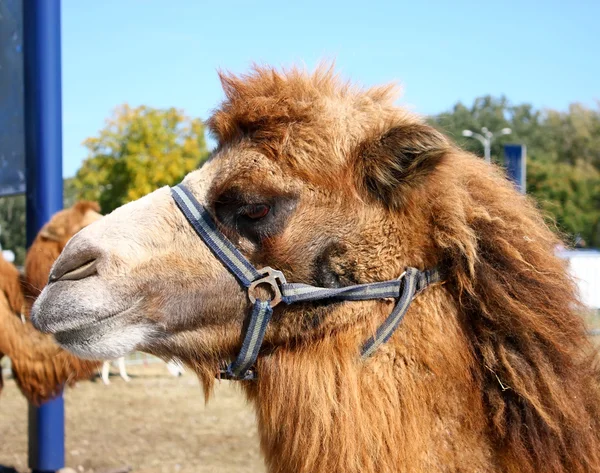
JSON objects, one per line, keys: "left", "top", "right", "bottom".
{"left": 51, "top": 309, "right": 129, "bottom": 342}
{"left": 52, "top": 311, "right": 158, "bottom": 361}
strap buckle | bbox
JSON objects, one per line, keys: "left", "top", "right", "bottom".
{"left": 248, "top": 267, "right": 287, "bottom": 308}
{"left": 219, "top": 366, "right": 258, "bottom": 381}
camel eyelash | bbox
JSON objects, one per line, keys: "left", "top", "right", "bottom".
{"left": 213, "top": 190, "right": 297, "bottom": 242}
{"left": 237, "top": 204, "right": 271, "bottom": 221}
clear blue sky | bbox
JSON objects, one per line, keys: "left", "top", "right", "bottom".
{"left": 61, "top": 0, "right": 599, "bottom": 177}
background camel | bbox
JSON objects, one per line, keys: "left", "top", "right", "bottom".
{"left": 0, "top": 254, "right": 24, "bottom": 396}
{"left": 32, "top": 66, "right": 600, "bottom": 473}
{"left": 0, "top": 201, "right": 104, "bottom": 404}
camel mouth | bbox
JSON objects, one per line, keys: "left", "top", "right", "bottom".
{"left": 31, "top": 277, "right": 157, "bottom": 359}
{"left": 52, "top": 307, "right": 129, "bottom": 340}
{"left": 31, "top": 279, "right": 128, "bottom": 334}
{"left": 51, "top": 305, "right": 157, "bottom": 360}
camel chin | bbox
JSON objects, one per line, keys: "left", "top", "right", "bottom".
{"left": 54, "top": 320, "right": 156, "bottom": 361}
{"left": 31, "top": 278, "right": 155, "bottom": 361}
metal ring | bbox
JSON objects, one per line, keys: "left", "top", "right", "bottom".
{"left": 248, "top": 267, "right": 287, "bottom": 308}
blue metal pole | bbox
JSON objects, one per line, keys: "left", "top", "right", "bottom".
{"left": 504, "top": 144, "right": 527, "bottom": 193}
{"left": 23, "top": 0, "right": 65, "bottom": 471}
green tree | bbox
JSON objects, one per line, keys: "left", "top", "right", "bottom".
{"left": 527, "top": 160, "right": 600, "bottom": 247}
{"left": 73, "top": 104, "right": 209, "bottom": 213}
{"left": 429, "top": 96, "right": 515, "bottom": 163}
{"left": 430, "top": 97, "right": 600, "bottom": 247}
{"left": 63, "top": 177, "right": 78, "bottom": 208}
{"left": 0, "top": 194, "right": 26, "bottom": 265}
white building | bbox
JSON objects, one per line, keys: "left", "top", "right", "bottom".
{"left": 557, "top": 249, "right": 600, "bottom": 310}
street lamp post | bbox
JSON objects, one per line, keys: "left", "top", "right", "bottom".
{"left": 462, "top": 127, "right": 512, "bottom": 163}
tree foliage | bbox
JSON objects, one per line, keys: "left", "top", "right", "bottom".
{"left": 1, "top": 98, "right": 598, "bottom": 266}
{"left": 73, "top": 104, "right": 209, "bottom": 213}
{"left": 0, "top": 194, "right": 26, "bottom": 265}
{"left": 429, "top": 97, "right": 600, "bottom": 247}
{"left": 1, "top": 105, "right": 209, "bottom": 264}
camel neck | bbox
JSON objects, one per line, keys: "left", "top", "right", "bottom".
{"left": 243, "top": 291, "right": 495, "bottom": 473}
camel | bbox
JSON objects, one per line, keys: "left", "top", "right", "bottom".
{"left": 0, "top": 201, "right": 104, "bottom": 404}
{"left": 31, "top": 66, "right": 600, "bottom": 473}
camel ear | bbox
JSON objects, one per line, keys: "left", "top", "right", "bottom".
{"left": 39, "top": 221, "right": 65, "bottom": 242}
{"left": 357, "top": 123, "right": 449, "bottom": 209}
{"left": 73, "top": 201, "right": 101, "bottom": 214}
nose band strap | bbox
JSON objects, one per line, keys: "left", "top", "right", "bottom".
{"left": 172, "top": 185, "right": 261, "bottom": 287}
{"left": 171, "top": 184, "right": 440, "bottom": 380}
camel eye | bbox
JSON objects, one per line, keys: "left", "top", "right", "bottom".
{"left": 239, "top": 204, "right": 270, "bottom": 220}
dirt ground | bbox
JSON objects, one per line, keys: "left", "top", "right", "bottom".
{"left": 3, "top": 313, "right": 598, "bottom": 473}
{"left": 0, "top": 363, "right": 266, "bottom": 473}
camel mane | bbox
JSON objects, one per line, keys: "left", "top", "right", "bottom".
{"left": 430, "top": 153, "right": 600, "bottom": 472}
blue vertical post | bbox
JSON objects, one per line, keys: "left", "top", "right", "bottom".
{"left": 23, "top": 1, "right": 65, "bottom": 472}
{"left": 504, "top": 144, "right": 527, "bottom": 193}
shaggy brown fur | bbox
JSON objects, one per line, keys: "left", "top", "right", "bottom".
{"left": 0, "top": 253, "right": 23, "bottom": 317}
{"left": 32, "top": 66, "right": 600, "bottom": 472}
{"left": 0, "top": 202, "right": 102, "bottom": 404}
{"left": 207, "top": 67, "right": 600, "bottom": 473}
{"left": 0, "top": 254, "right": 24, "bottom": 394}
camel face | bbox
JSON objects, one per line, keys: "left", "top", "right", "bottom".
{"left": 31, "top": 183, "right": 217, "bottom": 359}
{"left": 31, "top": 68, "right": 444, "bottom": 364}
{"left": 31, "top": 146, "right": 349, "bottom": 361}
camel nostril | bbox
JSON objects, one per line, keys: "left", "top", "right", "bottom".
{"left": 51, "top": 258, "right": 98, "bottom": 282}
{"left": 48, "top": 235, "right": 105, "bottom": 283}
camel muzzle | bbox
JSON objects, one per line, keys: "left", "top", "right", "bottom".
{"left": 171, "top": 184, "right": 442, "bottom": 380}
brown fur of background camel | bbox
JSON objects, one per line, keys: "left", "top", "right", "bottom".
{"left": 0, "top": 201, "right": 102, "bottom": 404}
{"left": 0, "top": 254, "right": 24, "bottom": 395}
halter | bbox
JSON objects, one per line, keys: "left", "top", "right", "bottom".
{"left": 171, "top": 184, "right": 441, "bottom": 381}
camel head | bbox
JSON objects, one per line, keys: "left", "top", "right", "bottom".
{"left": 32, "top": 67, "right": 453, "bottom": 368}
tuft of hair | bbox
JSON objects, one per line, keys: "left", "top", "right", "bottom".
{"left": 208, "top": 64, "right": 401, "bottom": 169}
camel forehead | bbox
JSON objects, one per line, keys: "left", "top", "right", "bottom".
{"left": 206, "top": 66, "right": 410, "bottom": 184}
{"left": 184, "top": 148, "right": 303, "bottom": 201}
{"left": 208, "top": 65, "right": 401, "bottom": 144}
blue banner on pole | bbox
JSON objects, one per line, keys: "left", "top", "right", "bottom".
{"left": 504, "top": 144, "right": 527, "bottom": 193}
{"left": 0, "top": 0, "right": 26, "bottom": 196}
